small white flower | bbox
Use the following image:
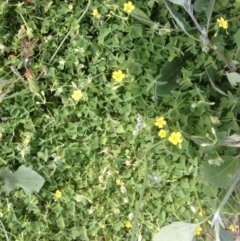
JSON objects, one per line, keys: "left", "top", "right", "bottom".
{"left": 96, "top": 51, "right": 101, "bottom": 57}
{"left": 99, "top": 175, "right": 104, "bottom": 183}
{"left": 138, "top": 235, "right": 143, "bottom": 241}
{"left": 151, "top": 95, "right": 158, "bottom": 102}
{"left": 100, "top": 147, "right": 109, "bottom": 154}
{"left": 191, "top": 103, "right": 197, "bottom": 108}
{"left": 107, "top": 170, "right": 113, "bottom": 176}
{"left": 88, "top": 208, "right": 93, "bottom": 215}
{"left": 7, "top": 203, "right": 12, "bottom": 211}
{"left": 149, "top": 172, "right": 162, "bottom": 185}
{"left": 59, "top": 59, "right": 65, "bottom": 65}
{"left": 125, "top": 160, "right": 131, "bottom": 166}
{"left": 75, "top": 195, "right": 83, "bottom": 203}
{"left": 120, "top": 186, "right": 127, "bottom": 193}
{"left": 128, "top": 213, "right": 134, "bottom": 220}
{"left": 123, "top": 197, "right": 129, "bottom": 203}
{"left": 133, "top": 130, "right": 139, "bottom": 136}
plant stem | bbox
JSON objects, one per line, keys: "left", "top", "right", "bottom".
{"left": 217, "top": 178, "right": 239, "bottom": 211}
{"left": 50, "top": 0, "right": 91, "bottom": 63}
{"left": 130, "top": 141, "right": 162, "bottom": 241}
{"left": 189, "top": 13, "right": 235, "bottom": 72}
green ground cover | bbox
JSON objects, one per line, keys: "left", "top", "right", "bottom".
{"left": 0, "top": 0, "right": 240, "bottom": 240}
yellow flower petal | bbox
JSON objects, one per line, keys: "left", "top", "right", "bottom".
{"left": 92, "top": 9, "right": 99, "bottom": 17}
{"left": 55, "top": 190, "right": 62, "bottom": 199}
{"left": 155, "top": 117, "right": 166, "bottom": 128}
{"left": 229, "top": 224, "right": 237, "bottom": 232}
{"left": 158, "top": 129, "right": 167, "bottom": 138}
{"left": 123, "top": 1, "right": 135, "bottom": 14}
{"left": 112, "top": 70, "right": 125, "bottom": 82}
{"left": 125, "top": 221, "right": 132, "bottom": 229}
{"left": 168, "top": 132, "right": 183, "bottom": 145}
{"left": 195, "top": 226, "right": 202, "bottom": 236}
{"left": 72, "top": 90, "right": 83, "bottom": 101}
{"left": 217, "top": 17, "right": 228, "bottom": 29}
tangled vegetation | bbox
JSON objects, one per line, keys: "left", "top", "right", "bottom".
{"left": 0, "top": 0, "right": 239, "bottom": 241}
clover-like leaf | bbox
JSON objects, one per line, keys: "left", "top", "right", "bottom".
{"left": 0, "top": 165, "right": 45, "bottom": 196}
{"left": 153, "top": 221, "right": 199, "bottom": 241}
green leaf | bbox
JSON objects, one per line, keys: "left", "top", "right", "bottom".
{"left": 164, "top": 1, "right": 198, "bottom": 41}
{"left": 228, "top": 169, "right": 240, "bottom": 186}
{"left": 155, "top": 54, "right": 189, "bottom": 96}
{"left": 234, "top": 29, "right": 240, "bottom": 48}
{"left": 153, "top": 222, "right": 199, "bottom": 241}
{"left": 226, "top": 72, "right": 240, "bottom": 87}
{"left": 191, "top": 136, "right": 207, "bottom": 145}
{"left": 193, "top": 0, "right": 215, "bottom": 31}
{"left": 130, "top": 25, "right": 143, "bottom": 38}
{"left": 130, "top": 7, "right": 156, "bottom": 27}
{"left": 205, "top": 0, "right": 215, "bottom": 31}
{"left": 220, "top": 229, "right": 234, "bottom": 241}
{"left": 0, "top": 165, "right": 45, "bottom": 196}
{"left": 169, "top": 0, "right": 187, "bottom": 5}
{"left": 205, "top": 67, "right": 227, "bottom": 96}
{"left": 201, "top": 156, "right": 240, "bottom": 188}
{"left": 193, "top": 0, "right": 209, "bottom": 12}
{"left": 126, "top": 61, "right": 143, "bottom": 75}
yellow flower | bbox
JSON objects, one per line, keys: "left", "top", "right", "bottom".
{"left": 217, "top": 17, "right": 228, "bottom": 29}
{"left": 68, "top": 4, "right": 73, "bottom": 11}
{"left": 72, "top": 90, "right": 83, "bottom": 101}
{"left": 168, "top": 132, "right": 183, "bottom": 145}
{"left": 229, "top": 224, "right": 238, "bottom": 232}
{"left": 112, "top": 70, "right": 125, "bottom": 82}
{"left": 155, "top": 117, "right": 166, "bottom": 128}
{"left": 55, "top": 190, "right": 62, "bottom": 199}
{"left": 123, "top": 1, "right": 135, "bottom": 14}
{"left": 158, "top": 129, "right": 167, "bottom": 138}
{"left": 195, "top": 226, "right": 202, "bottom": 236}
{"left": 125, "top": 221, "right": 132, "bottom": 229}
{"left": 92, "top": 8, "right": 99, "bottom": 17}
{"left": 198, "top": 210, "right": 205, "bottom": 217}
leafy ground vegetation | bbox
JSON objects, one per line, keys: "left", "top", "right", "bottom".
{"left": 0, "top": 0, "right": 240, "bottom": 240}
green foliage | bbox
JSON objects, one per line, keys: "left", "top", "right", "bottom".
{"left": 201, "top": 156, "right": 240, "bottom": 188}
{"left": 0, "top": 0, "right": 239, "bottom": 240}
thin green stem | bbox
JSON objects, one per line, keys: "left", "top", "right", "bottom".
{"left": 49, "top": 0, "right": 91, "bottom": 63}
{"left": 130, "top": 141, "right": 162, "bottom": 241}
{"left": 217, "top": 179, "right": 239, "bottom": 211}
{"left": 0, "top": 220, "right": 9, "bottom": 241}
{"left": 188, "top": 12, "right": 235, "bottom": 72}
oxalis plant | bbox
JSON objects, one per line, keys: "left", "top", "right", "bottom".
{"left": 127, "top": 0, "right": 240, "bottom": 241}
